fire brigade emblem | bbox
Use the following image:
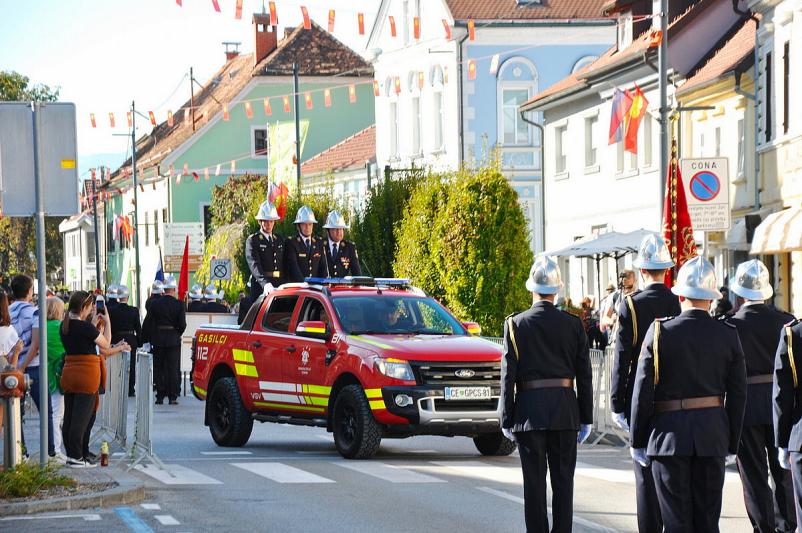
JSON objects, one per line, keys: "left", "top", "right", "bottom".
{"left": 301, "top": 349, "right": 310, "bottom": 366}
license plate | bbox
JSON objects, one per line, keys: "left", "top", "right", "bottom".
{"left": 444, "top": 386, "right": 492, "bottom": 401}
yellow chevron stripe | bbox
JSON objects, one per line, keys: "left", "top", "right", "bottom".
{"left": 369, "top": 399, "right": 386, "bottom": 410}
{"left": 235, "top": 363, "right": 258, "bottom": 377}
{"left": 193, "top": 385, "right": 207, "bottom": 397}
{"left": 365, "top": 388, "right": 383, "bottom": 399}
{"left": 306, "top": 384, "right": 332, "bottom": 396}
{"left": 232, "top": 349, "right": 254, "bottom": 363}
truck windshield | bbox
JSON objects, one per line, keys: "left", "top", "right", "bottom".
{"left": 331, "top": 295, "right": 466, "bottom": 336}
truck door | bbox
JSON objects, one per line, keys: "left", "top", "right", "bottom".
{"left": 246, "top": 295, "right": 300, "bottom": 411}
{"left": 283, "top": 296, "right": 335, "bottom": 416}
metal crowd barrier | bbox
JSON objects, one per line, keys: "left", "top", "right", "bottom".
{"left": 588, "top": 346, "right": 628, "bottom": 446}
{"left": 91, "top": 350, "right": 130, "bottom": 451}
{"left": 127, "top": 349, "right": 167, "bottom": 471}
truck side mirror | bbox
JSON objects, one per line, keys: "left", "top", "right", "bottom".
{"left": 296, "top": 321, "right": 329, "bottom": 340}
{"left": 462, "top": 321, "right": 481, "bottom": 336}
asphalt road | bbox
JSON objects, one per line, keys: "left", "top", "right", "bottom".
{"left": 6, "top": 395, "right": 754, "bottom": 533}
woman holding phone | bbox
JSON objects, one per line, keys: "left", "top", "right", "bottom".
{"left": 60, "top": 291, "right": 129, "bottom": 468}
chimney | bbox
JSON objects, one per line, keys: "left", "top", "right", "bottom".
{"left": 223, "top": 41, "right": 241, "bottom": 61}
{"left": 253, "top": 13, "right": 278, "bottom": 66}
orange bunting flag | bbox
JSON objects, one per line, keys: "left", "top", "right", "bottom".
{"left": 149, "top": 111, "right": 156, "bottom": 126}
{"left": 167, "top": 110, "right": 174, "bottom": 127}
{"left": 389, "top": 16, "right": 397, "bottom": 37}
{"left": 358, "top": 13, "right": 365, "bottom": 35}
{"left": 211, "top": 0, "right": 220, "bottom": 13}
{"left": 108, "top": 112, "right": 115, "bottom": 128}
{"left": 204, "top": 167, "right": 210, "bottom": 181}
{"left": 223, "top": 103, "right": 230, "bottom": 121}
{"left": 269, "top": 1, "right": 278, "bottom": 26}
{"left": 417, "top": 71, "right": 424, "bottom": 89}
{"left": 215, "top": 164, "right": 221, "bottom": 176}
{"left": 468, "top": 19, "right": 475, "bottom": 41}
{"left": 182, "top": 163, "right": 188, "bottom": 176}
{"left": 348, "top": 84, "right": 357, "bottom": 103}
{"left": 176, "top": 0, "right": 181, "bottom": 5}
{"left": 649, "top": 30, "right": 663, "bottom": 47}
{"left": 230, "top": 160, "right": 236, "bottom": 173}
{"left": 235, "top": 0, "right": 242, "bottom": 19}
{"left": 264, "top": 97, "right": 272, "bottom": 116}
{"left": 328, "top": 9, "right": 335, "bottom": 33}
{"left": 139, "top": 183, "right": 145, "bottom": 193}
{"left": 283, "top": 95, "right": 291, "bottom": 113}
{"left": 467, "top": 59, "right": 477, "bottom": 80}
{"left": 90, "top": 113, "right": 96, "bottom": 128}
{"left": 394, "top": 76, "right": 401, "bottom": 94}
{"left": 413, "top": 16, "right": 420, "bottom": 39}
{"left": 442, "top": 19, "right": 451, "bottom": 39}
{"left": 192, "top": 171, "right": 200, "bottom": 182}
{"left": 301, "top": 6, "right": 311, "bottom": 30}
{"left": 324, "top": 88, "right": 332, "bottom": 107}
{"left": 168, "top": 164, "right": 174, "bottom": 178}
{"left": 127, "top": 112, "right": 132, "bottom": 128}
{"left": 176, "top": 173, "right": 182, "bottom": 184}
{"left": 305, "top": 92, "right": 313, "bottom": 109}
{"left": 373, "top": 80, "right": 380, "bottom": 96}
{"left": 244, "top": 101, "right": 253, "bottom": 119}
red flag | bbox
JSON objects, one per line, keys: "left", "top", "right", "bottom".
{"left": 442, "top": 19, "right": 451, "bottom": 39}
{"left": 178, "top": 236, "right": 190, "bottom": 301}
{"left": 223, "top": 103, "right": 230, "bottom": 121}
{"left": 108, "top": 112, "right": 115, "bottom": 128}
{"left": 211, "top": 0, "right": 221, "bottom": 13}
{"left": 468, "top": 19, "right": 475, "bottom": 41}
{"left": 167, "top": 110, "right": 174, "bottom": 127}
{"left": 90, "top": 113, "right": 96, "bottom": 128}
{"left": 662, "top": 141, "right": 697, "bottom": 286}
{"left": 305, "top": 92, "right": 313, "bottom": 109}
{"left": 328, "top": 9, "right": 335, "bottom": 32}
{"left": 149, "top": 111, "right": 157, "bottom": 126}
{"left": 283, "top": 95, "right": 291, "bottom": 113}
{"left": 192, "top": 171, "right": 200, "bottom": 182}
{"left": 235, "top": 0, "right": 242, "bottom": 19}
{"left": 269, "top": 1, "right": 278, "bottom": 26}
{"left": 373, "top": 80, "right": 380, "bottom": 97}
{"left": 176, "top": 0, "right": 182, "bottom": 5}
{"left": 413, "top": 16, "right": 420, "bottom": 39}
{"left": 301, "top": 6, "right": 311, "bottom": 29}
{"left": 358, "top": 13, "right": 365, "bottom": 35}
{"left": 348, "top": 84, "right": 357, "bottom": 103}
{"left": 467, "top": 59, "right": 476, "bottom": 80}
{"left": 624, "top": 85, "right": 648, "bottom": 154}
{"left": 324, "top": 89, "right": 332, "bottom": 107}
{"left": 244, "top": 101, "right": 253, "bottom": 119}
{"left": 608, "top": 89, "right": 633, "bottom": 145}
{"left": 269, "top": 182, "right": 290, "bottom": 219}
{"left": 264, "top": 97, "right": 272, "bottom": 116}
{"left": 389, "top": 16, "right": 396, "bottom": 37}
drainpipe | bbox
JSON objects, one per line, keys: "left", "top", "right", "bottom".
{"left": 520, "top": 110, "right": 546, "bottom": 252}
{"left": 456, "top": 30, "right": 469, "bottom": 164}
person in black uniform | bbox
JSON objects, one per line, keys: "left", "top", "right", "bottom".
{"left": 187, "top": 284, "right": 206, "bottom": 312}
{"left": 203, "top": 284, "right": 229, "bottom": 313}
{"left": 108, "top": 284, "right": 142, "bottom": 397}
{"left": 611, "top": 233, "right": 680, "bottom": 533}
{"left": 773, "top": 310, "right": 802, "bottom": 522}
{"left": 630, "top": 255, "right": 747, "bottom": 533}
{"left": 245, "top": 200, "right": 285, "bottom": 302}
{"left": 321, "top": 210, "right": 361, "bottom": 278}
{"left": 147, "top": 275, "right": 186, "bottom": 405}
{"left": 285, "top": 205, "right": 328, "bottom": 283}
{"left": 501, "top": 255, "right": 593, "bottom": 533}
{"left": 725, "top": 259, "right": 795, "bottom": 533}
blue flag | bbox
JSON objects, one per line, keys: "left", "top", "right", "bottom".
{"left": 155, "top": 248, "right": 165, "bottom": 282}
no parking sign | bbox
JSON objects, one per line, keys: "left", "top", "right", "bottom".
{"left": 679, "top": 158, "right": 730, "bottom": 231}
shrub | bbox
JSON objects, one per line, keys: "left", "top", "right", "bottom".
{"left": 0, "top": 461, "right": 74, "bottom": 499}
{"left": 195, "top": 222, "right": 248, "bottom": 302}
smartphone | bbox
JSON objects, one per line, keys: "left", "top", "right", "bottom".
{"left": 96, "top": 296, "right": 105, "bottom": 312}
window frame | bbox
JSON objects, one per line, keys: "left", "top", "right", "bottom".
{"left": 261, "top": 295, "right": 300, "bottom": 333}
{"left": 251, "top": 124, "right": 270, "bottom": 159}
{"left": 584, "top": 114, "right": 598, "bottom": 170}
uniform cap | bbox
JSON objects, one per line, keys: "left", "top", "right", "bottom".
{"left": 632, "top": 233, "right": 675, "bottom": 270}
{"left": 525, "top": 255, "right": 562, "bottom": 295}
{"left": 730, "top": 259, "right": 773, "bottom": 300}
{"left": 204, "top": 284, "right": 222, "bottom": 300}
{"left": 106, "top": 284, "right": 119, "bottom": 299}
{"left": 117, "top": 285, "right": 130, "bottom": 299}
{"left": 189, "top": 284, "right": 204, "bottom": 300}
{"left": 671, "top": 255, "right": 721, "bottom": 300}
{"left": 256, "top": 200, "right": 280, "bottom": 221}
{"left": 293, "top": 205, "right": 318, "bottom": 224}
{"left": 150, "top": 280, "right": 164, "bottom": 295}
{"left": 163, "top": 275, "right": 178, "bottom": 290}
{"left": 323, "top": 210, "right": 349, "bottom": 229}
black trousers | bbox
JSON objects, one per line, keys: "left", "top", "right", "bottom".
{"left": 787, "top": 452, "right": 802, "bottom": 530}
{"left": 128, "top": 348, "right": 137, "bottom": 396}
{"left": 651, "top": 455, "right": 725, "bottom": 533}
{"left": 633, "top": 459, "right": 663, "bottom": 533}
{"left": 516, "top": 430, "right": 577, "bottom": 533}
{"left": 737, "top": 424, "right": 796, "bottom": 533}
{"left": 62, "top": 392, "right": 96, "bottom": 460}
{"left": 154, "top": 346, "right": 181, "bottom": 400}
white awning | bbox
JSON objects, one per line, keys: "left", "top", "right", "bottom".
{"left": 750, "top": 207, "right": 802, "bottom": 254}
{"left": 547, "top": 229, "right": 657, "bottom": 258}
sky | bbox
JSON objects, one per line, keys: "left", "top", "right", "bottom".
{"left": 0, "top": 0, "right": 381, "bottom": 177}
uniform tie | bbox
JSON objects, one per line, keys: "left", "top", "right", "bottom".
{"left": 305, "top": 238, "right": 311, "bottom": 254}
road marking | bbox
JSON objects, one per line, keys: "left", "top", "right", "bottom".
{"left": 155, "top": 515, "right": 181, "bottom": 525}
{"left": 232, "top": 462, "right": 336, "bottom": 483}
{"left": 0, "top": 513, "right": 102, "bottom": 522}
{"left": 429, "top": 461, "right": 523, "bottom": 485}
{"left": 135, "top": 464, "right": 222, "bottom": 485}
{"left": 141, "top": 503, "right": 161, "bottom": 510}
{"left": 115, "top": 507, "right": 155, "bottom": 533}
{"left": 476, "top": 487, "right": 618, "bottom": 533}
{"left": 200, "top": 451, "right": 253, "bottom": 455}
{"left": 576, "top": 462, "right": 634, "bottom": 483}
{"left": 335, "top": 461, "right": 447, "bottom": 483}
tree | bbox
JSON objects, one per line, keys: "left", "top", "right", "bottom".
{"left": 0, "top": 71, "right": 63, "bottom": 283}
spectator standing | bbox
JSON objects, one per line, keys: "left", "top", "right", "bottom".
{"left": 46, "top": 296, "right": 68, "bottom": 460}
{"left": 0, "top": 290, "right": 23, "bottom": 437}
{"left": 108, "top": 284, "right": 141, "bottom": 397}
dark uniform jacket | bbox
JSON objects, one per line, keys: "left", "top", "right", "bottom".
{"left": 205, "top": 301, "right": 229, "bottom": 314}
{"left": 725, "top": 304, "right": 794, "bottom": 426}
{"left": 145, "top": 295, "right": 187, "bottom": 348}
{"left": 773, "top": 319, "right": 802, "bottom": 450}
{"left": 187, "top": 301, "right": 206, "bottom": 313}
{"left": 500, "top": 301, "right": 593, "bottom": 432}
{"left": 612, "top": 283, "right": 681, "bottom": 418}
{"left": 141, "top": 294, "right": 161, "bottom": 346}
{"left": 245, "top": 231, "right": 285, "bottom": 293}
{"left": 631, "top": 309, "right": 747, "bottom": 456}
{"left": 108, "top": 300, "right": 141, "bottom": 353}
{"left": 322, "top": 238, "right": 361, "bottom": 278}
{"left": 285, "top": 234, "right": 328, "bottom": 283}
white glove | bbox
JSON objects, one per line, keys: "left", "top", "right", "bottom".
{"left": 612, "top": 412, "right": 629, "bottom": 431}
{"left": 577, "top": 424, "right": 592, "bottom": 444}
{"left": 142, "top": 342, "right": 152, "bottom": 352}
{"left": 502, "top": 428, "right": 516, "bottom": 444}
{"left": 725, "top": 454, "right": 737, "bottom": 466}
{"left": 779, "top": 448, "right": 791, "bottom": 470}
{"left": 262, "top": 283, "right": 275, "bottom": 295}
{"left": 630, "top": 447, "right": 650, "bottom": 467}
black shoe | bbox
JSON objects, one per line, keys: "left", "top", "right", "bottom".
{"left": 169, "top": 399, "right": 178, "bottom": 405}
{"left": 155, "top": 398, "right": 164, "bottom": 405}
{"left": 84, "top": 452, "right": 99, "bottom": 465}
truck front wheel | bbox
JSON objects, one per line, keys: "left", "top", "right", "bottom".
{"left": 473, "top": 432, "right": 517, "bottom": 456}
{"left": 332, "top": 385, "right": 381, "bottom": 459}
{"left": 208, "top": 377, "right": 253, "bottom": 447}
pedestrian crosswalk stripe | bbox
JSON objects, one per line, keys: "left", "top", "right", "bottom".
{"left": 429, "top": 461, "right": 523, "bottom": 485}
{"left": 135, "top": 464, "right": 222, "bottom": 485}
{"left": 335, "top": 461, "right": 447, "bottom": 483}
{"left": 154, "top": 515, "right": 180, "bottom": 526}
{"left": 232, "top": 462, "right": 336, "bottom": 483}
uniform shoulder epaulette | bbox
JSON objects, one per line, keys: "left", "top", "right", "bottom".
{"left": 719, "top": 318, "right": 737, "bottom": 329}
{"left": 655, "top": 316, "right": 675, "bottom": 323}
{"left": 787, "top": 317, "right": 802, "bottom": 327}
{"left": 505, "top": 312, "right": 518, "bottom": 320}
{"left": 717, "top": 314, "right": 731, "bottom": 323}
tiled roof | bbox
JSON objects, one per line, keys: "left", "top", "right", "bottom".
{"left": 445, "top": 0, "right": 610, "bottom": 20}
{"left": 676, "top": 17, "right": 756, "bottom": 95}
{"left": 301, "top": 125, "right": 375, "bottom": 175}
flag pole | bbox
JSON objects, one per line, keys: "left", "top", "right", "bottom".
{"left": 658, "top": 0, "right": 669, "bottom": 225}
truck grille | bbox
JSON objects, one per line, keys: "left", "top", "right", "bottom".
{"left": 412, "top": 361, "right": 501, "bottom": 387}
{"left": 433, "top": 399, "right": 499, "bottom": 412}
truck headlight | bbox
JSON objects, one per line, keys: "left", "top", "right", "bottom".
{"left": 374, "top": 357, "right": 414, "bottom": 381}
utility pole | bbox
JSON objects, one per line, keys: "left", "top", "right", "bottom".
{"left": 131, "top": 101, "right": 142, "bottom": 308}
{"left": 658, "top": 0, "right": 669, "bottom": 223}
{"left": 293, "top": 62, "right": 301, "bottom": 192}
{"left": 190, "top": 67, "right": 196, "bottom": 132}
{"left": 91, "top": 168, "right": 102, "bottom": 289}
